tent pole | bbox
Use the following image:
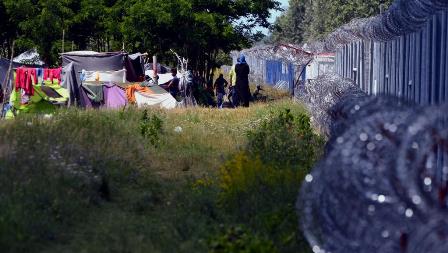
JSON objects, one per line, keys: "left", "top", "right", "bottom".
{"left": 153, "top": 55, "right": 158, "bottom": 85}
{"left": 62, "top": 29, "right": 65, "bottom": 54}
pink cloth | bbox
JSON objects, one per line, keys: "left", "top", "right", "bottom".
{"left": 44, "top": 67, "right": 62, "bottom": 83}
{"left": 15, "top": 67, "right": 37, "bottom": 95}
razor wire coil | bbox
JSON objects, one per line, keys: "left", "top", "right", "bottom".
{"left": 296, "top": 73, "right": 448, "bottom": 253}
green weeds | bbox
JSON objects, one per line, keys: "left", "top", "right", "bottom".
{"left": 140, "top": 109, "right": 164, "bottom": 147}
{"left": 0, "top": 100, "right": 322, "bottom": 253}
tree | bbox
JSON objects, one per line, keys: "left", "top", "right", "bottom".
{"left": 122, "top": 0, "right": 282, "bottom": 79}
{"left": 270, "top": 0, "right": 393, "bottom": 44}
{"left": 0, "top": 0, "right": 281, "bottom": 69}
{"left": 269, "top": 0, "right": 307, "bottom": 44}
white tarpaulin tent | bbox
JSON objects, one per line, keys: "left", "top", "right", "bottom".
{"left": 14, "top": 49, "right": 44, "bottom": 65}
{"left": 145, "top": 70, "right": 182, "bottom": 85}
{"left": 134, "top": 91, "right": 177, "bottom": 109}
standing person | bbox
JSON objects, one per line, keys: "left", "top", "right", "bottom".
{"left": 235, "top": 54, "right": 251, "bottom": 107}
{"left": 168, "top": 68, "right": 180, "bottom": 99}
{"left": 228, "top": 63, "right": 238, "bottom": 107}
{"left": 214, "top": 74, "right": 228, "bottom": 109}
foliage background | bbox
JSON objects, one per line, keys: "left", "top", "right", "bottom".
{"left": 0, "top": 0, "right": 281, "bottom": 76}
{"left": 269, "top": 0, "right": 393, "bottom": 44}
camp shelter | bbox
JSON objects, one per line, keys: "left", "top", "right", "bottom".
{"left": 144, "top": 69, "right": 182, "bottom": 85}
{"left": 81, "top": 81, "right": 128, "bottom": 109}
{"left": 61, "top": 51, "right": 146, "bottom": 107}
{"left": 124, "top": 83, "right": 177, "bottom": 109}
{"left": 134, "top": 85, "right": 177, "bottom": 109}
{"left": 13, "top": 49, "right": 45, "bottom": 66}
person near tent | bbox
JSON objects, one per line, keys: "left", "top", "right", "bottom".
{"left": 205, "top": 77, "right": 216, "bottom": 107}
{"left": 235, "top": 54, "right": 251, "bottom": 107}
{"left": 167, "top": 68, "right": 180, "bottom": 99}
{"left": 214, "top": 74, "right": 228, "bottom": 109}
{"left": 228, "top": 63, "right": 237, "bottom": 107}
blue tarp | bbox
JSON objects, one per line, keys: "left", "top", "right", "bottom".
{"left": 0, "top": 57, "right": 19, "bottom": 89}
{"left": 265, "top": 60, "right": 295, "bottom": 93}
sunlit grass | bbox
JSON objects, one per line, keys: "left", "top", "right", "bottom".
{"left": 0, "top": 98, "right": 314, "bottom": 253}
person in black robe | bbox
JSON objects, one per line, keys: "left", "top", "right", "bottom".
{"left": 235, "top": 54, "right": 251, "bottom": 107}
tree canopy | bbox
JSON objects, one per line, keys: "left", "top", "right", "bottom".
{"left": 270, "top": 0, "right": 393, "bottom": 44}
{"left": 0, "top": 0, "right": 281, "bottom": 72}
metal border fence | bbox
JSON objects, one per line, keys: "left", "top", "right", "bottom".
{"left": 336, "top": 10, "right": 448, "bottom": 105}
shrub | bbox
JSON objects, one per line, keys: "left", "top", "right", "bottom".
{"left": 209, "top": 226, "right": 278, "bottom": 253}
{"left": 217, "top": 109, "right": 322, "bottom": 252}
{"left": 140, "top": 109, "right": 164, "bottom": 147}
{"left": 246, "top": 109, "right": 323, "bottom": 170}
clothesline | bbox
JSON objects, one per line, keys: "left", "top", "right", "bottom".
{"left": 14, "top": 66, "right": 62, "bottom": 96}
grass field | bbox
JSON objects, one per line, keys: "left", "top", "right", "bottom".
{"left": 0, "top": 89, "right": 323, "bottom": 253}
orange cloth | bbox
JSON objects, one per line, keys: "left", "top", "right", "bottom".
{"left": 125, "top": 84, "right": 154, "bottom": 103}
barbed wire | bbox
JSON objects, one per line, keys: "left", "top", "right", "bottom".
{"left": 305, "top": 0, "right": 448, "bottom": 53}
{"left": 233, "top": 43, "right": 313, "bottom": 65}
{"left": 296, "top": 74, "right": 448, "bottom": 253}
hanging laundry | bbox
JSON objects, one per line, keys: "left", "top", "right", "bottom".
{"left": 37, "top": 68, "right": 44, "bottom": 84}
{"left": 15, "top": 67, "right": 37, "bottom": 96}
{"left": 44, "top": 67, "right": 62, "bottom": 84}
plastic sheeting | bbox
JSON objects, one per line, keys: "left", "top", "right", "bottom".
{"left": 13, "top": 49, "right": 44, "bottom": 66}
{"left": 0, "top": 57, "right": 16, "bottom": 89}
{"left": 144, "top": 70, "right": 180, "bottom": 85}
{"left": 134, "top": 89, "right": 177, "bottom": 109}
{"left": 62, "top": 52, "right": 124, "bottom": 71}
{"left": 103, "top": 83, "right": 127, "bottom": 109}
{"left": 83, "top": 69, "right": 127, "bottom": 83}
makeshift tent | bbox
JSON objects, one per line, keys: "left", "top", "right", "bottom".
{"left": 103, "top": 83, "right": 127, "bottom": 109}
{"left": 124, "top": 83, "right": 177, "bottom": 109}
{"left": 144, "top": 69, "right": 182, "bottom": 85}
{"left": 13, "top": 49, "right": 45, "bottom": 66}
{"left": 145, "top": 63, "right": 170, "bottom": 74}
{"left": 80, "top": 81, "right": 128, "bottom": 109}
{"left": 61, "top": 51, "right": 145, "bottom": 106}
{"left": 127, "top": 53, "right": 146, "bottom": 80}
{"left": 134, "top": 85, "right": 177, "bottom": 109}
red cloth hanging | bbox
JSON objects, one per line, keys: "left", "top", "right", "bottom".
{"left": 43, "top": 67, "right": 62, "bottom": 84}
{"left": 15, "top": 67, "right": 37, "bottom": 96}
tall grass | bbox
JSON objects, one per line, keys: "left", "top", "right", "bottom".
{"left": 0, "top": 99, "right": 320, "bottom": 253}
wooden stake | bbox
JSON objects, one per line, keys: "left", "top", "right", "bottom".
{"left": 62, "top": 29, "right": 65, "bottom": 54}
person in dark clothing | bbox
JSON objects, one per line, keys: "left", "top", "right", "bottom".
{"left": 235, "top": 54, "right": 251, "bottom": 107}
{"left": 214, "top": 74, "right": 228, "bottom": 109}
{"left": 168, "top": 68, "right": 180, "bottom": 98}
